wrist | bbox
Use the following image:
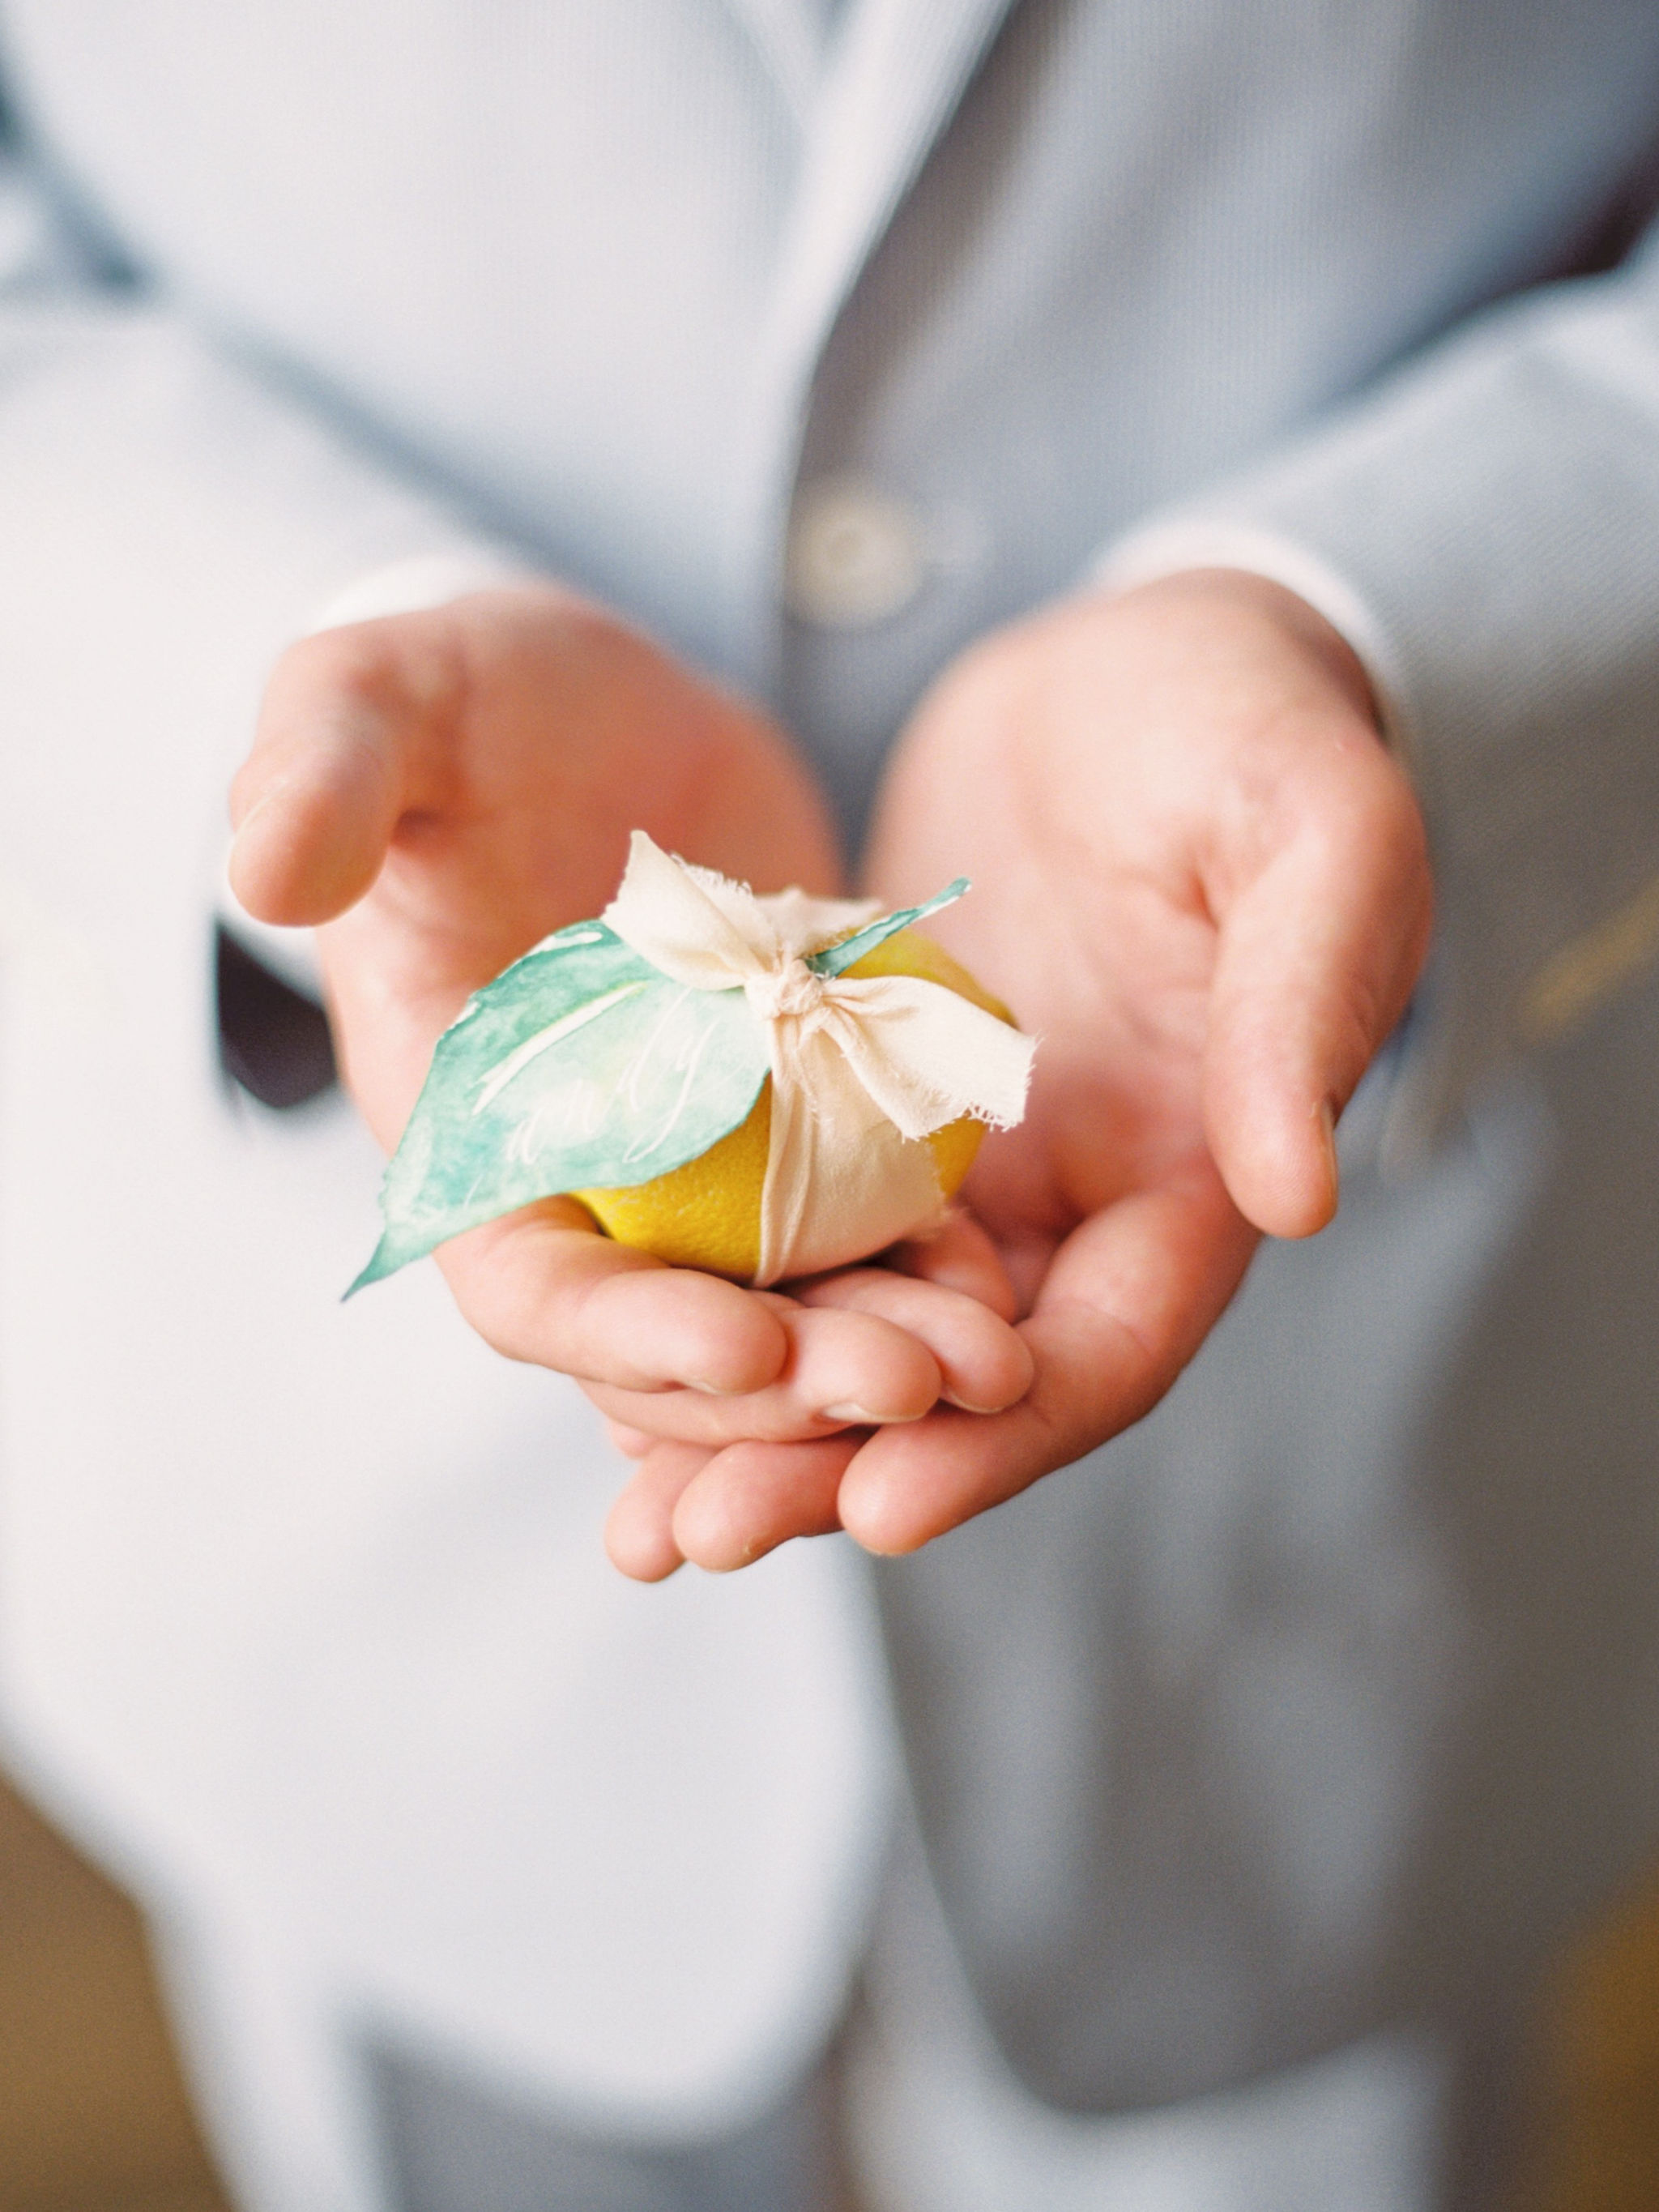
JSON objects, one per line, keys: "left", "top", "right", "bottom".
{"left": 1101, "top": 566, "right": 1384, "bottom": 735}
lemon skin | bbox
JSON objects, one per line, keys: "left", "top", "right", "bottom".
{"left": 572, "top": 928, "right": 1011, "bottom": 1281}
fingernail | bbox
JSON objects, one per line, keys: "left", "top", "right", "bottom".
{"left": 941, "top": 1391, "right": 1005, "bottom": 1415}
{"left": 819, "top": 1402, "right": 923, "bottom": 1426}
{"left": 225, "top": 810, "right": 262, "bottom": 882}
{"left": 1318, "top": 1099, "right": 1340, "bottom": 1201}
{"left": 228, "top": 773, "right": 292, "bottom": 846}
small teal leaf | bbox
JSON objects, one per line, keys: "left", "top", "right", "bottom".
{"left": 808, "top": 878, "right": 970, "bottom": 976}
{"left": 349, "top": 921, "right": 770, "bottom": 1292}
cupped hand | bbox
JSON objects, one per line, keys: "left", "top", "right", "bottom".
{"left": 607, "top": 570, "right": 1433, "bottom": 1576}
{"left": 230, "top": 583, "right": 980, "bottom": 1413}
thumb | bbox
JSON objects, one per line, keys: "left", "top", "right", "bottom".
{"left": 228, "top": 622, "right": 450, "bottom": 926}
{"left": 1202, "top": 748, "right": 1431, "bottom": 1238}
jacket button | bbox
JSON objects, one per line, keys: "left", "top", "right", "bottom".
{"left": 785, "top": 478, "right": 926, "bottom": 628}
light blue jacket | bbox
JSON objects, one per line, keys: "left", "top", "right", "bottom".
{"left": 2, "top": 0, "right": 1659, "bottom": 2151}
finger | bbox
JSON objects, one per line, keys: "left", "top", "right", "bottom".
{"left": 604, "top": 1420, "right": 655, "bottom": 1459}
{"left": 437, "top": 1204, "right": 791, "bottom": 1394}
{"left": 1203, "top": 741, "right": 1431, "bottom": 1236}
{"left": 672, "top": 1437, "right": 862, "bottom": 1572}
{"left": 881, "top": 1206, "right": 1021, "bottom": 1321}
{"left": 838, "top": 1165, "right": 1257, "bottom": 1554}
{"left": 795, "top": 1266, "right": 1034, "bottom": 1413}
{"left": 605, "top": 1442, "right": 713, "bottom": 1581}
{"left": 582, "top": 1300, "right": 944, "bottom": 1444}
{"left": 229, "top": 621, "right": 455, "bottom": 925}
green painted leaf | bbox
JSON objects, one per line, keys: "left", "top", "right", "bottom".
{"left": 349, "top": 921, "right": 770, "bottom": 1292}
{"left": 808, "top": 878, "right": 970, "bottom": 976}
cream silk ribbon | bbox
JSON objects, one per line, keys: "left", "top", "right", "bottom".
{"left": 603, "top": 833, "right": 1034, "bottom": 1286}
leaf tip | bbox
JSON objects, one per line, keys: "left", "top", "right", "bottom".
{"left": 343, "top": 1240, "right": 402, "bottom": 1300}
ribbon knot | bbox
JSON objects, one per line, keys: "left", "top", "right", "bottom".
{"left": 603, "top": 833, "right": 1034, "bottom": 1284}
{"left": 744, "top": 956, "right": 829, "bottom": 1027}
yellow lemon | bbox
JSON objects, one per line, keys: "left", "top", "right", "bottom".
{"left": 573, "top": 929, "right": 1011, "bottom": 1280}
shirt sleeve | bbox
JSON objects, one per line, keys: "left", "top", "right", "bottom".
{"left": 1096, "top": 226, "right": 1659, "bottom": 1158}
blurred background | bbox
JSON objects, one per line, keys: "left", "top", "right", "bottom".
{"left": 0, "top": 1773, "right": 227, "bottom": 2212}
{"left": 2, "top": 1759, "right": 1659, "bottom": 2212}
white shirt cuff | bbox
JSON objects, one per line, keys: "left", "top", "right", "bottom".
{"left": 1094, "top": 519, "right": 1410, "bottom": 754}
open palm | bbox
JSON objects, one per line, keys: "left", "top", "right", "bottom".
{"left": 232, "top": 584, "right": 1030, "bottom": 1452}
{"left": 605, "top": 572, "right": 1433, "bottom": 1569}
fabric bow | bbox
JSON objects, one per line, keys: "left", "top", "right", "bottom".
{"left": 603, "top": 833, "right": 1034, "bottom": 1285}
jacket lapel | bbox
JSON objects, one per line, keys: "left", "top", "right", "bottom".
{"left": 724, "top": 0, "right": 1019, "bottom": 673}
{"left": 763, "top": 0, "right": 1020, "bottom": 398}
{"left": 721, "top": 0, "right": 829, "bottom": 122}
